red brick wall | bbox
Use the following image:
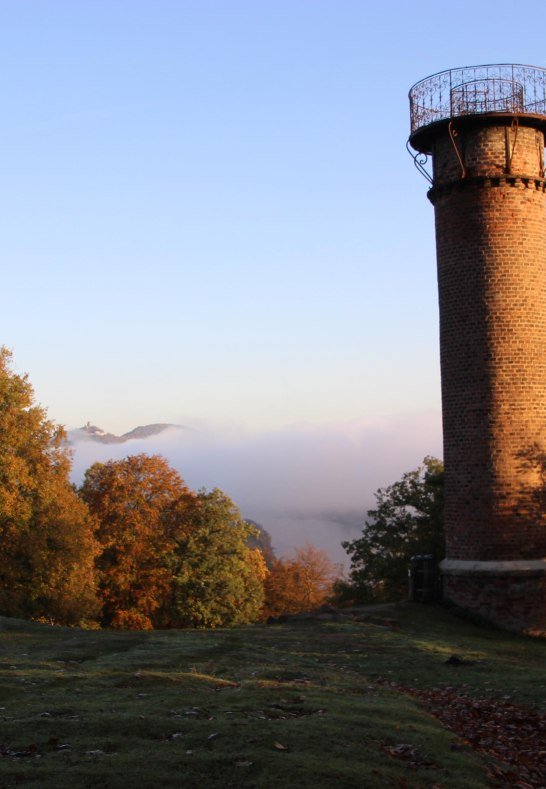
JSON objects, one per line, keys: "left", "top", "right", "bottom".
{"left": 444, "top": 572, "right": 546, "bottom": 633}
{"left": 429, "top": 121, "right": 546, "bottom": 630}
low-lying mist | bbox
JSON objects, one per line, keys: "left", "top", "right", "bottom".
{"left": 70, "top": 411, "right": 442, "bottom": 568}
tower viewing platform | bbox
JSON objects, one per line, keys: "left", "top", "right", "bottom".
{"left": 409, "top": 63, "right": 546, "bottom": 154}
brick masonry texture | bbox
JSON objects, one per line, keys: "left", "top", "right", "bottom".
{"left": 444, "top": 573, "right": 546, "bottom": 633}
{"left": 429, "top": 121, "right": 546, "bottom": 630}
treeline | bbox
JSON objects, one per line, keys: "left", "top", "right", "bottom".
{"left": 0, "top": 348, "right": 338, "bottom": 629}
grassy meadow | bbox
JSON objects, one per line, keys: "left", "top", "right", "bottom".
{"left": 0, "top": 603, "right": 544, "bottom": 788}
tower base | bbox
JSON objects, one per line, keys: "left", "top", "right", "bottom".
{"left": 440, "top": 559, "right": 546, "bottom": 634}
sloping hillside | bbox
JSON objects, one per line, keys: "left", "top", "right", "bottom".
{"left": 0, "top": 604, "right": 544, "bottom": 787}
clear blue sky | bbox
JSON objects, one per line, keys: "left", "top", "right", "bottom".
{"left": 3, "top": 0, "right": 546, "bottom": 432}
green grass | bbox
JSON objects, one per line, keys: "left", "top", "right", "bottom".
{"left": 0, "top": 603, "right": 543, "bottom": 787}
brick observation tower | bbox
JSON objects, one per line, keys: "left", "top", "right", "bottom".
{"left": 408, "top": 64, "right": 546, "bottom": 632}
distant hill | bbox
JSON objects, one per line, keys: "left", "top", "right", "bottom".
{"left": 245, "top": 519, "right": 276, "bottom": 568}
{"left": 68, "top": 422, "right": 182, "bottom": 445}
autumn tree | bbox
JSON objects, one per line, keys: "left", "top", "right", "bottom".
{"left": 342, "top": 457, "right": 444, "bottom": 603}
{"left": 80, "top": 454, "right": 197, "bottom": 629}
{"left": 160, "top": 489, "right": 267, "bottom": 628}
{"left": 0, "top": 347, "right": 99, "bottom": 625}
{"left": 263, "top": 544, "right": 339, "bottom": 618}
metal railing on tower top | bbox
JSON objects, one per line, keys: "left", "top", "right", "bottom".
{"left": 409, "top": 64, "right": 546, "bottom": 136}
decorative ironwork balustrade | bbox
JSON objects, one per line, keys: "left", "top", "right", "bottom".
{"left": 409, "top": 64, "right": 546, "bottom": 136}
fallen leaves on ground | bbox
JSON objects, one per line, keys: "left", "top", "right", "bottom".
{"left": 380, "top": 679, "right": 546, "bottom": 787}
{"left": 0, "top": 743, "right": 39, "bottom": 759}
{"left": 381, "top": 741, "right": 440, "bottom": 770}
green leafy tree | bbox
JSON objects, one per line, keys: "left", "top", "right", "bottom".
{"left": 161, "top": 489, "right": 266, "bottom": 628}
{"left": 342, "top": 457, "right": 444, "bottom": 603}
{"left": 80, "top": 454, "right": 197, "bottom": 629}
{"left": 0, "top": 347, "right": 99, "bottom": 624}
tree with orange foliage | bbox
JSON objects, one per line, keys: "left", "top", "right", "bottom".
{"left": 80, "top": 454, "right": 197, "bottom": 629}
{"left": 262, "top": 544, "right": 339, "bottom": 618}
{"left": 0, "top": 347, "right": 99, "bottom": 625}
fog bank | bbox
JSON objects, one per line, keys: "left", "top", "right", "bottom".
{"left": 70, "top": 411, "right": 442, "bottom": 567}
